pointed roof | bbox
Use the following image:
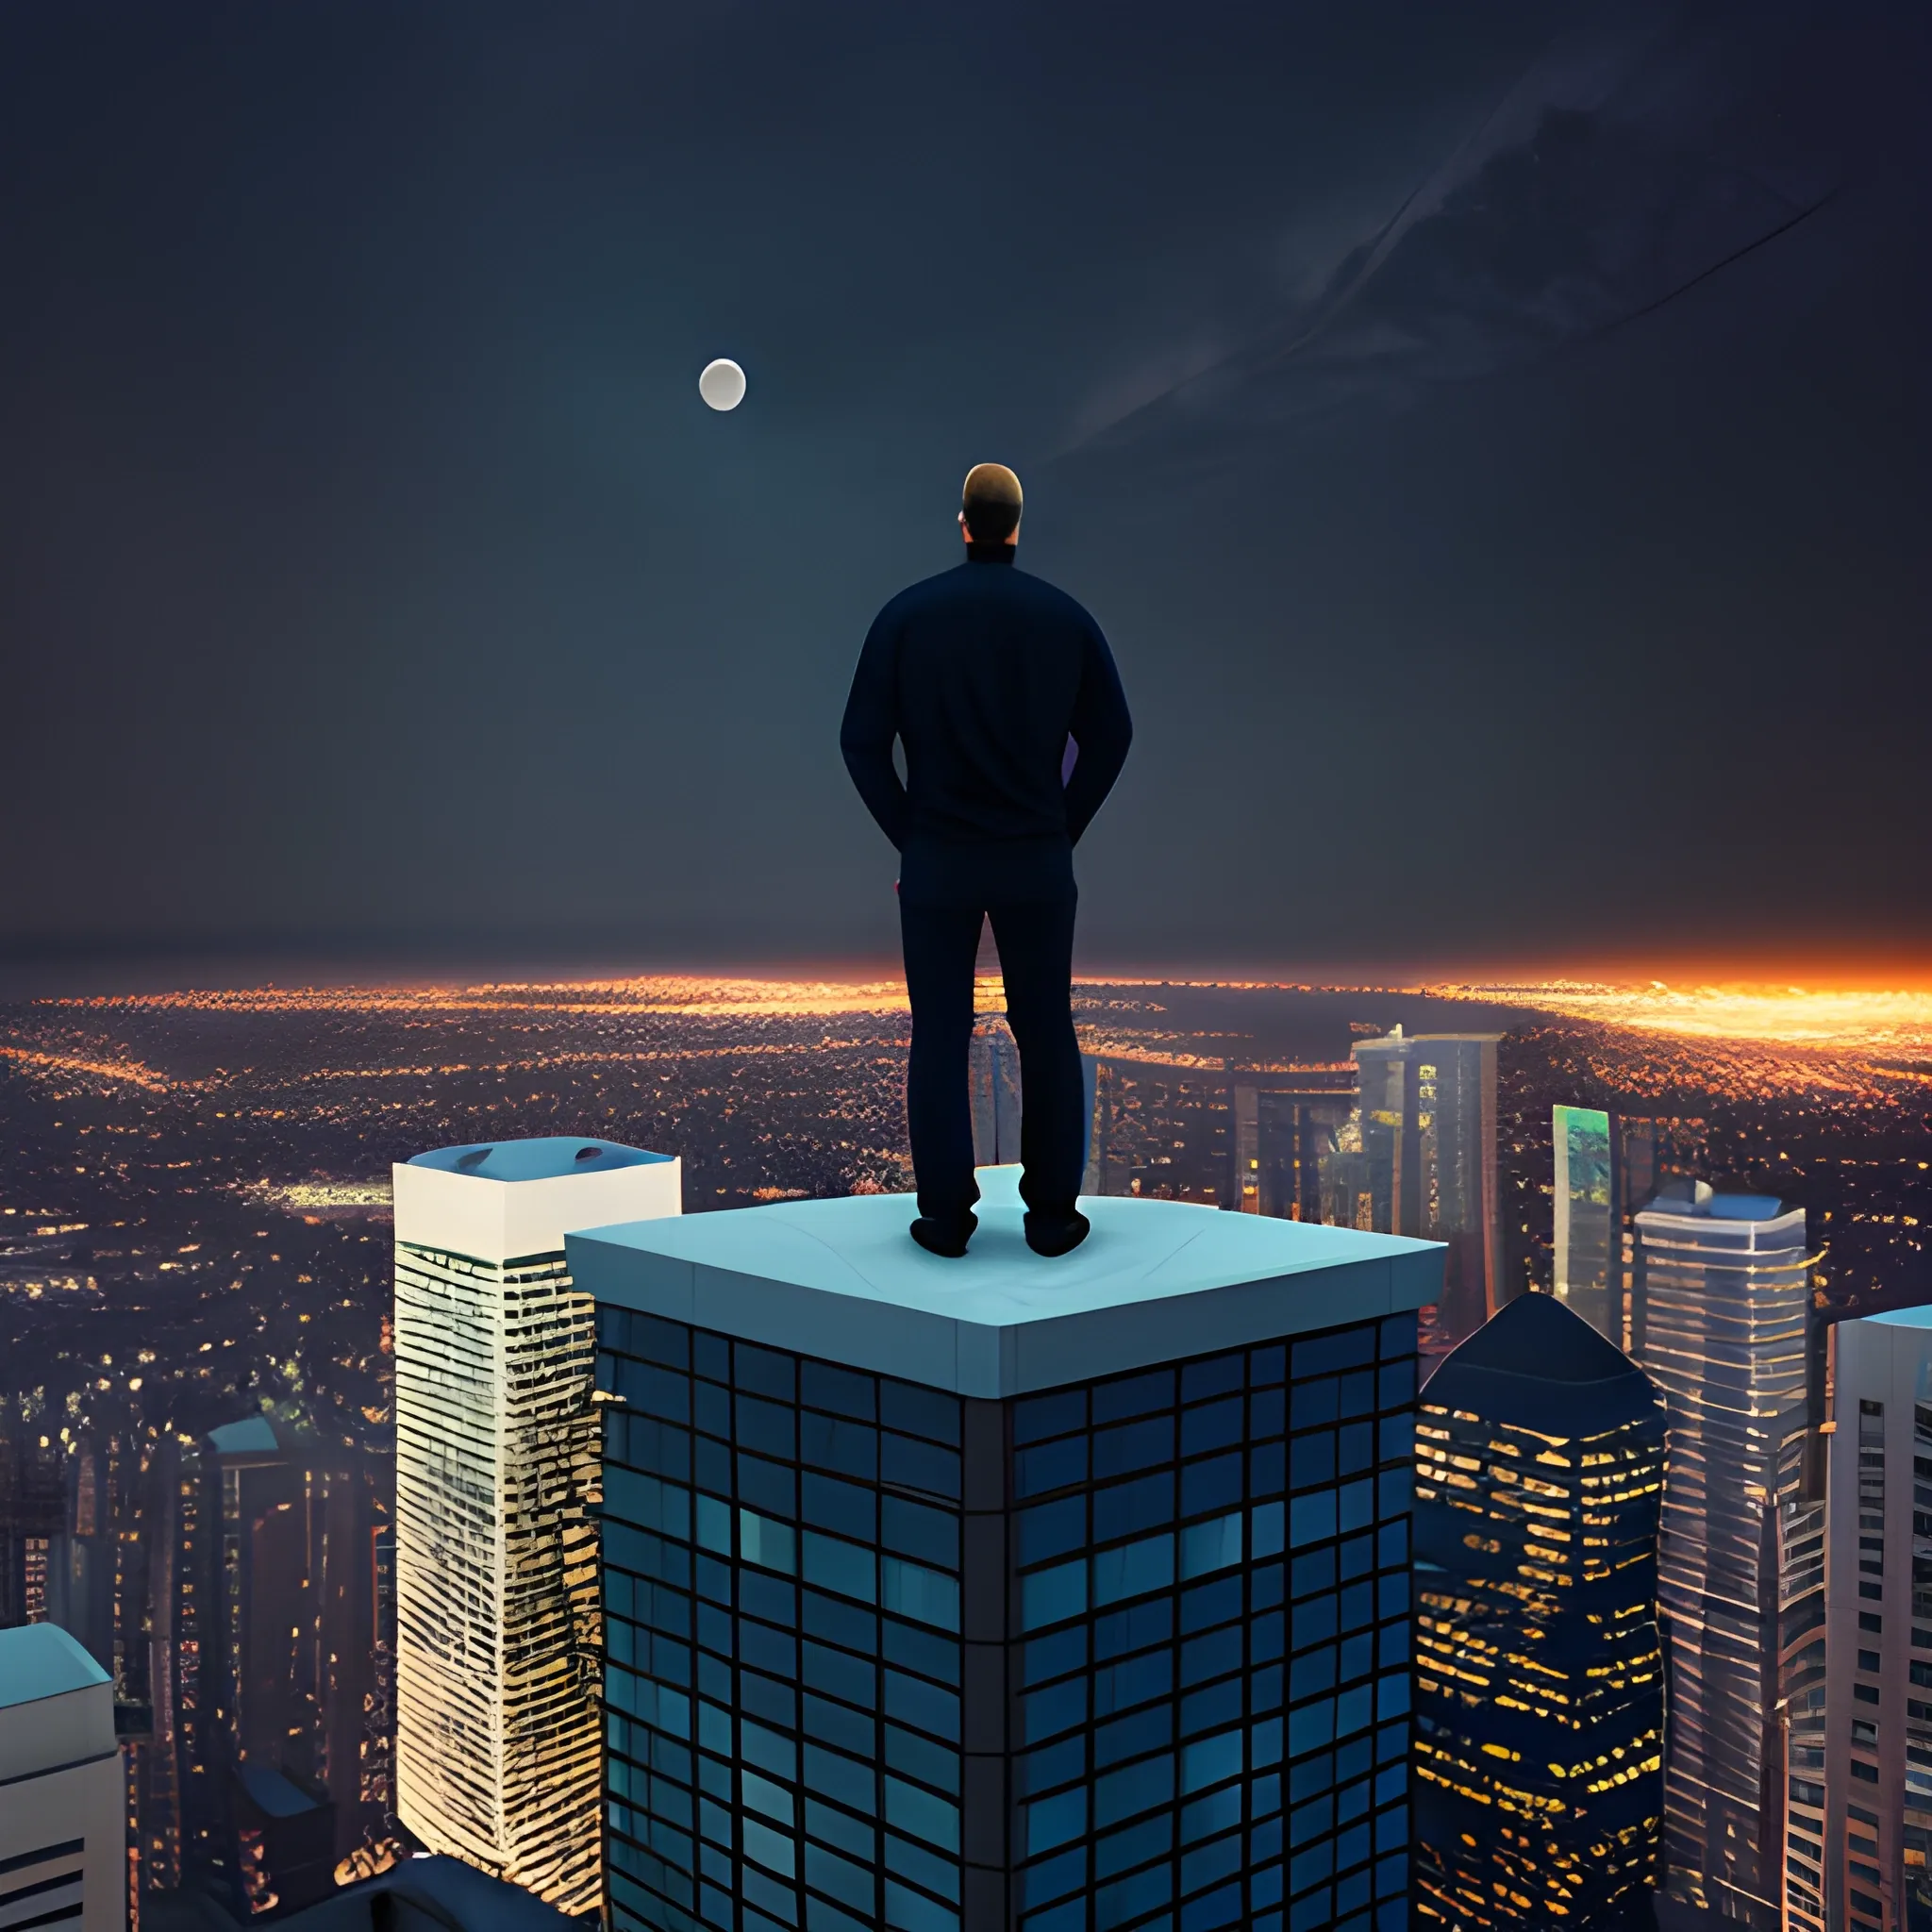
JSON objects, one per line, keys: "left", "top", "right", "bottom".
{"left": 1449, "top": 1286, "right": 1637, "bottom": 1383}
{"left": 1426, "top": 1290, "right": 1662, "bottom": 1439}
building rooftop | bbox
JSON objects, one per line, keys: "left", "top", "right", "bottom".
{"left": 408, "top": 1136, "right": 673, "bottom": 1182}
{"left": 1426, "top": 1288, "right": 1662, "bottom": 1436}
{"left": 237, "top": 1761, "right": 326, "bottom": 1818}
{"left": 571, "top": 1165, "right": 1441, "bottom": 1398}
{"left": 1866, "top": 1304, "right": 1932, "bottom": 1330}
{"left": 1635, "top": 1190, "right": 1805, "bottom": 1241}
{"left": 0, "top": 1620, "right": 110, "bottom": 1710}
{"left": 207, "top": 1414, "right": 279, "bottom": 1457}
{"left": 1453, "top": 1288, "right": 1633, "bottom": 1382}
{"left": 1705, "top": 1193, "right": 1787, "bottom": 1221}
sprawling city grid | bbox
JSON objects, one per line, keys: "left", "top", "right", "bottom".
{"left": 2, "top": 971, "right": 1930, "bottom": 1929}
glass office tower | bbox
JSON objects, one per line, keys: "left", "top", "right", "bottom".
{"left": 1412, "top": 1290, "right": 1668, "bottom": 1928}
{"left": 1230, "top": 1071, "right": 1358, "bottom": 1222}
{"left": 1633, "top": 1191, "right": 1811, "bottom": 1930}
{"left": 575, "top": 1169, "right": 1440, "bottom": 1932}
{"left": 391, "top": 1137, "right": 681, "bottom": 1916}
{"left": 1552, "top": 1106, "right": 1618, "bottom": 1343}
{"left": 1345, "top": 1031, "right": 1505, "bottom": 1371}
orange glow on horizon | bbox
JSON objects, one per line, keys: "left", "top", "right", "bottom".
{"left": 1435, "top": 980, "right": 1932, "bottom": 1053}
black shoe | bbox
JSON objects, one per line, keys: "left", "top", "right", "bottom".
{"left": 910, "top": 1213, "right": 976, "bottom": 1258}
{"left": 1024, "top": 1208, "right": 1091, "bottom": 1257}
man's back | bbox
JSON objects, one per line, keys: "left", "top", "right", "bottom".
{"left": 841, "top": 463, "right": 1130, "bottom": 1260}
{"left": 840, "top": 548, "right": 1131, "bottom": 900}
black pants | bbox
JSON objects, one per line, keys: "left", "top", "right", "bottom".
{"left": 900, "top": 894, "right": 1084, "bottom": 1225}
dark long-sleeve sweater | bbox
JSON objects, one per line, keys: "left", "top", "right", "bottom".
{"left": 840, "top": 546, "right": 1133, "bottom": 905}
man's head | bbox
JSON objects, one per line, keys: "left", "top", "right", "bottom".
{"left": 959, "top": 463, "right": 1023, "bottom": 545}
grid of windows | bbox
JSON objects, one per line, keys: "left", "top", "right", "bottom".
{"left": 595, "top": 1308, "right": 1415, "bottom": 1932}
{"left": 597, "top": 1313, "right": 967, "bottom": 1932}
{"left": 1006, "top": 1313, "right": 1416, "bottom": 1932}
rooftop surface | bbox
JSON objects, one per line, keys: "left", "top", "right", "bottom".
{"left": 238, "top": 1761, "right": 325, "bottom": 1817}
{"left": 408, "top": 1136, "right": 671, "bottom": 1182}
{"left": 0, "top": 1620, "right": 110, "bottom": 1710}
{"left": 1425, "top": 1289, "right": 1662, "bottom": 1437}
{"left": 207, "top": 1414, "right": 279, "bottom": 1457}
{"left": 572, "top": 1166, "right": 1441, "bottom": 1398}
{"left": 1868, "top": 1304, "right": 1932, "bottom": 1329}
{"left": 1634, "top": 1198, "right": 1806, "bottom": 1249}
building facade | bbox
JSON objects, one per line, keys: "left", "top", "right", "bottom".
{"left": 575, "top": 1170, "right": 1438, "bottom": 1932}
{"left": 1633, "top": 1191, "right": 1810, "bottom": 1928}
{"left": 1788, "top": 1307, "right": 1932, "bottom": 1932}
{"left": 1080, "top": 1057, "right": 1237, "bottom": 1208}
{"left": 1552, "top": 1106, "right": 1620, "bottom": 1345}
{"left": 1231, "top": 1070, "right": 1357, "bottom": 1222}
{"left": 392, "top": 1137, "right": 681, "bottom": 1915}
{"left": 1412, "top": 1289, "right": 1668, "bottom": 1927}
{"left": 171, "top": 1410, "right": 386, "bottom": 1915}
{"left": 0, "top": 1621, "right": 126, "bottom": 1932}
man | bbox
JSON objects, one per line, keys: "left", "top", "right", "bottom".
{"left": 841, "top": 463, "right": 1132, "bottom": 1257}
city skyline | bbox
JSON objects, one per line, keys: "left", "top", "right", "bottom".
{"left": 0, "top": 2, "right": 1924, "bottom": 1928}
{"left": 5, "top": 965, "right": 1932, "bottom": 1930}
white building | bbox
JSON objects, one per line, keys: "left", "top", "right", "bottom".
{"left": 1633, "top": 1188, "right": 1811, "bottom": 1929}
{"left": 0, "top": 1622, "right": 125, "bottom": 1931}
{"left": 392, "top": 1137, "right": 681, "bottom": 1916}
{"left": 1791, "top": 1305, "right": 1932, "bottom": 1932}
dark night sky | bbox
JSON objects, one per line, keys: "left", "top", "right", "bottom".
{"left": 2, "top": 2, "right": 1926, "bottom": 974}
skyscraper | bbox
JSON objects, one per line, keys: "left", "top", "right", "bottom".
{"left": 574, "top": 1165, "right": 1439, "bottom": 1932}
{"left": 1785, "top": 1305, "right": 1932, "bottom": 1932}
{"left": 1633, "top": 1190, "right": 1811, "bottom": 1927}
{"left": 1412, "top": 1290, "right": 1668, "bottom": 1928}
{"left": 1550, "top": 1108, "right": 1711, "bottom": 1353}
{"left": 1080, "top": 1055, "right": 1235, "bottom": 1208}
{"left": 392, "top": 1137, "right": 682, "bottom": 1916}
{"left": 178, "top": 1410, "right": 381, "bottom": 1916}
{"left": 1553, "top": 1105, "right": 1620, "bottom": 1344}
{"left": 1345, "top": 1030, "right": 1506, "bottom": 1369}
{"left": 0, "top": 1621, "right": 126, "bottom": 1931}
{"left": 1231, "top": 1070, "right": 1357, "bottom": 1221}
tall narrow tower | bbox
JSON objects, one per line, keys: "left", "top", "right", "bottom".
{"left": 1412, "top": 1290, "right": 1668, "bottom": 1927}
{"left": 1348, "top": 1030, "right": 1505, "bottom": 1370}
{"left": 1634, "top": 1191, "right": 1810, "bottom": 1928}
{"left": 392, "top": 1137, "right": 681, "bottom": 1914}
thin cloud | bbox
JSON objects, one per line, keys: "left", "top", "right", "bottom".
{"left": 1057, "top": 15, "right": 1844, "bottom": 457}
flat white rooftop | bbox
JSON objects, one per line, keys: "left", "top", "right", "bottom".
{"left": 0, "top": 1621, "right": 108, "bottom": 1711}
{"left": 570, "top": 1167, "right": 1442, "bottom": 1398}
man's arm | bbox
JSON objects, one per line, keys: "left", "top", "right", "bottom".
{"left": 1063, "top": 622, "right": 1133, "bottom": 842}
{"left": 839, "top": 610, "right": 908, "bottom": 850}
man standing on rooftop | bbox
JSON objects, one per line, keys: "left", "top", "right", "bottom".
{"left": 841, "top": 463, "right": 1133, "bottom": 1259}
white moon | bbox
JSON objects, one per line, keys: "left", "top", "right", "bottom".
{"left": 699, "top": 358, "right": 746, "bottom": 411}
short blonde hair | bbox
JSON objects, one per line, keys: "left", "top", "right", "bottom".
{"left": 961, "top": 463, "right": 1023, "bottom": 541}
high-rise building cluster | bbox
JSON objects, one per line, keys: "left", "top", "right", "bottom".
{"left": 384, "top": 1135, "right": 1442, "bottom": 1932}
{"left": 18, "top": 1010, "right": 1932, "bottom": 1932}
{"left": 1082, "top": 1026, "right": 1505, "bottom": 1373}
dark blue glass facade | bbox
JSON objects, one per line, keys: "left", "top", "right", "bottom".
{"left": 594, "top": 1305, "right": 1416, "bottom": 1932}
{"left": 1005, "top": 1315, "right": 1416, "bottom": 1932}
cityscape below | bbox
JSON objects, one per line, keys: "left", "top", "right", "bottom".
{"left": 3, "top": 965, "right": 1931, "bottom": 1932}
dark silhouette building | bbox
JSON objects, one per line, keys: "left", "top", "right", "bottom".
{"left": 1413, "top": 1290, "right": 1668, "bottom": 1928}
